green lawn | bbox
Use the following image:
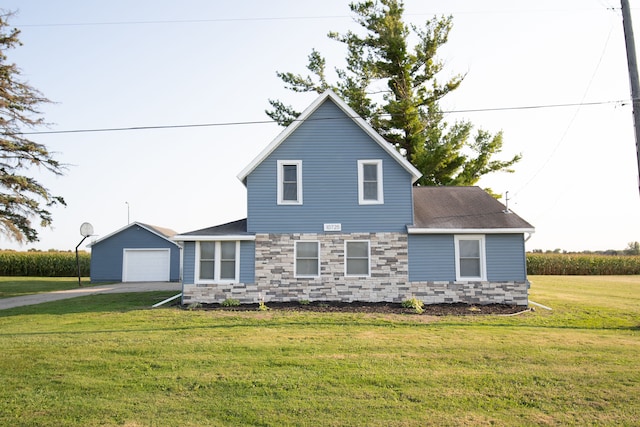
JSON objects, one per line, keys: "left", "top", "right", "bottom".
{"left": 0, "top": 276, "right": 94, "bottom": 299}
{"left": 0, "top": 276, "right": 638, "bottom": 426}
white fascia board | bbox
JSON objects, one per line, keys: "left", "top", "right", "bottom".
{"left": 172, "top": 234, "right": 256, "bottom": 242}
{"left": 333, "top": 94, "right": 422, "bottom": 184}
{"left": 407, "top": 227, "right": 536, "bottom": 235}
{"left": 237, "top": 92, "right": 332, "bottom": 185}
{"left": 236, "top": 90, "right": 423, "bottom": 185}
{"left": 88, "top": 221, "right": 180, "bottom": 248}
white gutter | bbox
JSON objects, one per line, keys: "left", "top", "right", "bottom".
{"left": 172, "top": 234, "right": 256, "bottom": 242}
{"left": 152, "top": 293, "right": 182, "bottom": 308}
{"left": 529, "top": 300, "right": 552, "bottom": 311}
{"left": 407, "top": 227, "right": 536, "bottom": 234}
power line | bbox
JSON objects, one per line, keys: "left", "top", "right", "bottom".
{"left": 14, "top": 8, "right": 615, "bottom": 28}
{"left": 15, "top": 15, "right": 351, "bottom": 28}
{"left": 15, "top": 99, "right": 626, "bottom": 136}
{"left": 513, "top": 19, "right": 618, "bottom": 200}
{"left": 441, "top": 99, "right": 624, "bottom": 114}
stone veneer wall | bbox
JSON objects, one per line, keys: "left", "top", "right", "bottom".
{"left": 408, "top": 281, "right": 529, "bottom": 306}
{"left": 182, "top": 232, "right": 529, "bottom": 306}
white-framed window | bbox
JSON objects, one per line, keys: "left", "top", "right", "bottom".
{"left": 199, "top": 242, "right": 216, "bottom": 281}
{"left": 196, "top": 241, "right": 240, "bottom": 283}
{"left": 345, "top": 240, "right": 370, "bottom": 276}
{"left": 295, "top": 241, "right": 320, "bottom": 278}
{"left": 454, "top": 235, "right": 487, "bottom": 281}
{"left": 357, "top": 160, "right": 383, "bottom": 204}
{"left": 277, "top": 160, "right": 303, "bottom": 205}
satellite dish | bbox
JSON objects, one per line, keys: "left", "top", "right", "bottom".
{"left": 80, "top": 222, "right": 94, "bottom": 237}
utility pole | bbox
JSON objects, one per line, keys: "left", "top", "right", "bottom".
{"left": 621, "top": 0, "right": 640, "bottom": 194}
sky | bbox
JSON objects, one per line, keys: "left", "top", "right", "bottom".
{"left": 1, "top": 0, "right": 639, "bottom": 253}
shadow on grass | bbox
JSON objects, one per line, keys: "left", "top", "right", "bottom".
{"left": 1, "top": 292, "right": 638, "bottom": 338}
{"left": 0, "top": 277, "right": 101, "bottom": 299}
{"left": 0, "top": 291, "right": 180, "bottom": 317}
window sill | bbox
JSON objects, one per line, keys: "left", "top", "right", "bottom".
{"left": 195, "top": 280, "right": 239, "bottom": 285}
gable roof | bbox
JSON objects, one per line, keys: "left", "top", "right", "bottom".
{"left": 173, "top": 219, "right": 255, "bottom": 241}
{"left": 237, "top": 90, "right": 422, "bottom": 185}
{"left": 88, "top": 222, "right": 181, "bottom": 248}
{"left": 409, "top": 187, "right": 535, "bottom": 234}
{"left": 140, "top": 223, "right": 178, "bottom": 239}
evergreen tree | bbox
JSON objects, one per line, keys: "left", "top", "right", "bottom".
{"left": 267, "top": 0, "right": 520, "bottom": 187}
{"left": 0, "top": 11, "right": 65, "bottom": 242}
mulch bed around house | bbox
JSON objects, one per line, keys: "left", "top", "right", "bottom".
{"left": 187, "top": 301, "right": 530, "bottom": 316}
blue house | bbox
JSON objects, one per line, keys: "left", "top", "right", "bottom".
{"left": 174, "top": 91, "right": 534, "bottom": 306}
{"left": 90, "top": 222, "right": 181, "bottom": 283}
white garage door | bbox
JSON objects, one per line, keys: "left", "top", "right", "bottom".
{"left": 122, "top": 249, "right": 171, "bottom": 282}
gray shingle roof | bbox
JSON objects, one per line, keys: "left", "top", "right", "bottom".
{"left": 176, "top": 218, "right": 249, "bottom": 237}
{"left": 138, "top": 223, "right": 178, "bottom": 239}
{"left": 410, "top": 186, "right": 534, "bottom": 231}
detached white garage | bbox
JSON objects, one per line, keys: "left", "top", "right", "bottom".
{"left": 89, "top": 223, "right": 182, "bottom": 283}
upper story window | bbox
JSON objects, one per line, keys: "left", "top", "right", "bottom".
{"left": 197, "top": 241, "right": 240, "bottom": 283}
{"left": 357, "top": 160, "right": 383, "bottom": 204}
{"left": 454, "top": 235, "right": 487, "bottom": 281}
{"left": 277, "top": 160, "right": 303, "bottom": 205}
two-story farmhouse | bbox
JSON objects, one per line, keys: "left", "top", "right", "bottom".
{"left": 174, "top": 90, "right": 534, "bottom": 306}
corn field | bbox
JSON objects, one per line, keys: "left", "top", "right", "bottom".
{"left": 1, "top": 251, "right": 638, "bottom": 278}
{"left": 527, "top": 253, "right": 640, "bottom": 275}
{"left": 0, "top": 251, "right": 90, "bottom": 277}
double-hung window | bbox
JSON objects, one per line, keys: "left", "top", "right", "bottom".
{"left": 357, "top": 160, "right": 383, "bottom": 204}
{"left": 345, "top": 240, "right": 370, "bottom": 276}
{"left": 199, "top": 242, "right": 216, "bottom": 281}
{"left": 295, "top": 241, "right": 320, "bottom": 278}
{"left": 277, "top": 160, "right": 302, "bottom": 205}
{"left": 454, "top": 235, "right": 486, "bottom": 281}
{"left": 197, "top": 241, "right": 239, "bottom": 283}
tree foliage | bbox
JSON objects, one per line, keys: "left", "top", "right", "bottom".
{"left": 625, "top": 241, "right": 640, "bottom": 256}
{"left": 267, "top": 0, "right": 520, "bottom": 187}
{"left": 0, "top": 11, "right": 65, "bottom": 243}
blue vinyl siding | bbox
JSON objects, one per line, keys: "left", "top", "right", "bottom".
{"left": 182, "top": 241, "right": 195, "bottom": 284}
{"left": 486, "top": 234, "right": 527, "bottom": 281}
{"left": 247, "top": 99, "right": 414, "bottom": 233}
{"left": 408, "top": 233, "right": 527, "bottom": 282}
{"left": 239, "top": 240, "right": 255, "bottom": 283}
{"left": 90, "top": 224, "right": 181, "bottom": 282}
{"left": 408, "top": 234, "right": 456, "bottom": 281}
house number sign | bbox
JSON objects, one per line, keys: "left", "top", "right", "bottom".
{"left": 323, "top": 223, "right": 342, "bottom": 232}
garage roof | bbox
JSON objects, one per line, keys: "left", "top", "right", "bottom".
{"left": 88, "top": 222, "right": 181, "bottom": 248}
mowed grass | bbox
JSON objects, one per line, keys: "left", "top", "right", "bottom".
{"left": 0, "top": 276, "right": 94, "bottom": 299}
{"left": 0, "top": 276, "right": 638, "bottom": 426}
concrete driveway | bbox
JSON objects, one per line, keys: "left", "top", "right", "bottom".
{"left": 0, "top": 282, "right": 182, "bottom": 310}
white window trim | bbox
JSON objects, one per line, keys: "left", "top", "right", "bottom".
{"left": 357, "top": 159, "right": 384, "bottom": 205}
{"left": 195, "top": 241, "right": 240, "bottom": 284}
{"left": 345, "top": 240, "right": 371, "bottom": 277}
{"left": 454, "top": 235, "right": 487, "bottom": 281}
{"left": 277, "top": 160, "right": 303, "bottom": 205}
{"left": 294, "top": 241, "right": 320, "bottom": 278}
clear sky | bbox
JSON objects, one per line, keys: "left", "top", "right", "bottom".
{"left": 1, "top": 0, "right": 639, "bottom": 253}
